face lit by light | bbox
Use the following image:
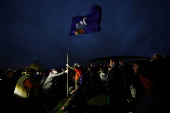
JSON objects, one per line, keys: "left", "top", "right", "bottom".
{"left": 87, "top": 67, "right": 91, "bottom": 71}
{"left": 133, "top": 63, "right": 139, "bottom": 74}
{"left": 110, "top": 60, "right": 115, "bottom": 67}
{"left": 119, "top": 62, "right": 124, "bottom": 66}
{"left": 53, "top": 71, "right": 57, "bottom": 74}
{"left": 6, "top": 72, "right": 14, "bottom": 78}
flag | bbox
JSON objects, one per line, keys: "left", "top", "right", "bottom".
{"left": 70, "top": 4, "right": 102, "bottom": 36}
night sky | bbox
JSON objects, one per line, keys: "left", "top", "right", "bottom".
{"left": 0, "top": 0, "right": 170, "bottom": 70}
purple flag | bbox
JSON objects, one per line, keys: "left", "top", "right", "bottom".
{"left": 70, "top": 5, "right": 102, "bottom": 36}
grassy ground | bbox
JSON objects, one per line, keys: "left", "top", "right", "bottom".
{"left": 53, "top": 93, "right": 111, "bottom": 113}
{"left": 16, "top": 85, "right": 113, "bottom": 113}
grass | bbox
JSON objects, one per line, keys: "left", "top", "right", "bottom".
{"left": 87, "top": 93, "right": 108, "bottom": 106}
{"left": 13, "top": 87, "right": 112, "bottom": 113}
{"left": 53, "top": 93, "right": 110, "bottom": 113}
{"left": 54, "top": 97, "right": 71, "bottom": 113}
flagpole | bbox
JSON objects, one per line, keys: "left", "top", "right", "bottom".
{"left": 67, "top": 16, "right": 73, "bottom": 97}
{"left": 67, "top": 35, "right": 70, "bottom": 97}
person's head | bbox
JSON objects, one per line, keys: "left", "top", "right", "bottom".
{"left": 87, "top": 67, "right": 91, "bottom": 71}
{"left": 100, "top": 68, "right": 104, "bottom": 73}
{"left": 62, "top": 67, "right": 66, "bottom": 72}
{"left": 36, "top": 71, "right": 40, "bottom": 75}
{"left": 151, "top": 53, "right": 165, "bottom": 61}
{"left": 137, "top": 61, "right": 167, "bottom": 90}
{"left": 91, "top": 64, "right": 93, "bottom": 67}
{"left": 69, "top": 86, "right": 75, "bottom": 94}
{"left": 25, "top": 67, "right": 36, "bottom": 76}
{"left": 132, "top": 60, "right": 148, "bottom": 74}
{"left": 110, "top": 59, "right": 117, "bottom": 67}
{"left": 43, "top": 71, "right": 46, "bottom": 76}
{"left": 119, "top": 60, "right": 124, "bottom": 66}
{"left": 51, "top": 69, "right": 58, "bottom": 74}
{"left": 136, "top": 62, "right": 155, "bottom": 90}
{"left": 74, "top": 63, "right": 80, "bottom": 68}
{"left": 4, "top": 69, "right": 14, "bottom": 78}
{"left": 39, "top": 71, "right": 43, "bottom": 75}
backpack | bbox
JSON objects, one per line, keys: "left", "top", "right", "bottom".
{"left": 79, "top": 73, "right": 89, "bottom": 86}
{"left": 79, "top": 74, "right": 84, "bottom": 85}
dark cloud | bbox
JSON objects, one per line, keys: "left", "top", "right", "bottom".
{"left": 0, "top": 0, "right": 170, "bottom": 70}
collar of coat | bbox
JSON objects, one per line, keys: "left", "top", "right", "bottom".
{"left": 111, "top": 64, "right": 116, "bottom": 69}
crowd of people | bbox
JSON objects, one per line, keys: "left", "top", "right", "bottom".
{"left": 0, "top": 53, "right": 170, "bottom": 113}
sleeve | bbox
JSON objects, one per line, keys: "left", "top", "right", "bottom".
{"left": 105, "top": 70, "right": 114, "bottom": 88}
{"left": 105, "top": 77, "right": 111, "bottom": 88}
{"left": 43, "top": 72, "right": 65, "bottom": 86}
{"left": 49, "top": 72, "right": 65, "bottom": 78}
{"left": 68, "top": 66, "right": 75, "bottom": 71}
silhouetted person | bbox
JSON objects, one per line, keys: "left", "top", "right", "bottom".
{"left": 151, "top": 53, "right": 165, "bottom": 62}
{"left": 136, "top": 61, "right": 170, "bottom": 113}
{"left": 34, "top": 70, "right": 43, "bottom": 83}
{"left": 13, "top": 67, "right": 39, "bottom": 99}
{"left": 13, "top": 69, "right": 23, "bottom": 84}
{"left": 0, "top": 69, "right": 16, "bottom": 112}
{"left": 105, "top": 59, "right": 124, "bottom": 112}
{"left": 41, "top": 68, "right": 68, "bottom": 111}
{"left": 119, "top": 60, "right": 133, "bottom": 99}
{"left": 128, "top": 60, "right": 149, "bottom": 112}
{"left": 66, "top": 63, "right": 82, "bottom": 90}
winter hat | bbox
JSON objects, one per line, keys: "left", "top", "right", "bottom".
{"left": 51, "top": 69, "right": 57, "bottom": 72}
{"left": 69, "top": 86, "right": 75, "bottom": 93}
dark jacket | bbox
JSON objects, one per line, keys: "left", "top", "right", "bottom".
{"left": 0, "top": 76, "right": 16, "bottom": 100}
{"left": 105, "top": 64, "right": 124, "bottom": 97}
{"left": 42, "top": 72, "right": 65, "bottom": 96}
{"left": 119, "top": 63, "right": 134, "bottom": 98}
{"left": 136, "top": 86, "right": 170, "bottom": 113}
{"left": 42, "top": 72, "right": 65, "bottom": 90}
{"left": 0, "top": 75, "right": 17, "bottom": 109}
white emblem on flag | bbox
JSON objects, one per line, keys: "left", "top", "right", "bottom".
{"left": 76, "top": 17, "right": 87, "bottom": 29}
